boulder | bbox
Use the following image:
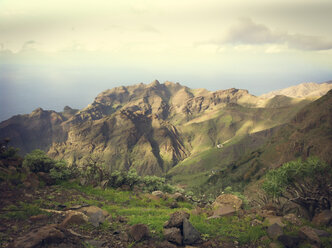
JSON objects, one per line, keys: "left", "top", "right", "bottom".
{"left": 171, "top": 192, "right": 187, "bottom": 202}
{"left": 312, "top": 228, "right": 331, "bottom": 237}
{"left": 265, "top": 216, "right": 286, "bottom": 227}
{"left": 267, "top": 223, "right": 283, "bottom": 240}
{"left": 283, "top": 213, "right": 302, "bottom": 226}
{"left": 208, "top": 194, "right": 243, "bottom": 218}
{"left": 12, "top": 224, "right": 64, "bottom": 248}
{"left": 299, "top": 226, "right": 321, "bottom": 245}
{"left": 277, "top": 234, "right": 301, "bottom": 248}
{"left": 312, "top": 210, "right": 332, "bottom": 226}
{"left": 152, "top": 191, "right": 165, "bottom": 199}
{"left": 212, "top": 194, "right": 242, "bottom": 210}
{"left": 208, "top": 204, "right": 236, "bottom": 219}
{"left": 60, "top": 212, "right": 88, "bottom": 227}
{"left": 129, "top": 224, "right": 150, "bottom": 242}
{"left": 183, "top": 218, "right": 201, "bottom": 245}
{"left": 164, "top": 211, "right": 190, "bottom": 228}
{"left": 163, "top": 227, "right": 182, "bottom": 245}
{"left": 77, "top": 206, "right": 108, "bottom": 227}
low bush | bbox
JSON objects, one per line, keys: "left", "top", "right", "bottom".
{"left": 23, "top": 149, "right": 55, "bottom": 173}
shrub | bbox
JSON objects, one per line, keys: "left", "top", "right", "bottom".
{"left": 0, "top": 146, "right": 20, "bottom": 159}
{"left": 142, "top": 175, "right": 165, "bottom": 192}
{"left": 23, "top": 149, "right": 55, "bottom": 173}
{"left": 49, "top": 160, "right": 72, "bottom": 181}
{"left": 262, "top": 157, "right": 332, "bottom": 219}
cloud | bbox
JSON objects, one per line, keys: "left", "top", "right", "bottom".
{"left": 22, "top": 40, "right": 37, "bottom": 51}
{"left": 216, "top": 18, "right": 332, "bottom": 51}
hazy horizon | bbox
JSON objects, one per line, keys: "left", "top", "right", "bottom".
{"left": 1, "top": 0, "right": 332, "bottom": 121}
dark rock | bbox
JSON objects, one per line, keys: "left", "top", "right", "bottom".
{"left": 299, "top": 226, "right": 321, "bottom": 245}
{"left": 312, "top": 210, "right": 332, "bottom": 226}
{"left": 163, "top": 227, "right": 182, "bottom": 245}
{"left": 157, "top": 241, "right": 177, "bottom": 248}
{"left": 85, "top": 239, "right": 107, "bottom": 248}
{"left": 164, "top": 211, "right": 190, "bottom": 228}
{"left": 119, "top": 232, "right": 129, "bottom": 242}
{"left": 277, "top": 234, "right": 301, "bottom": 248}
{"left": 129, "top": 224, "right": 150, "bottom": 242}
{"left": 312, "top": 228, "right": 331, "bottom": 237}
{"left": 267, "top": 223, "right": 283, "bottom": 240}
{"left": 12, "top": 224, "right": 65, "bottom": 248}
{"left": 169, "top": 201, "right": 180, "bottom": 209}
{"left": 37, "top": 172, "right": 55, "bottom": 185}
{"left": 182, "top": 218, "right": 201, "bottom": 245}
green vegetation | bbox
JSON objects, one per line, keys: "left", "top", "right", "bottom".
{"left": 23, "top": 149, "right": 57, "bottom": 173}
{"left": 59, "top": 181, "right": 266, "bottom": 244}
{"left": 262, "top": 157, "right": 332, "bottom": 219}
{"left": 0, "top": 202, "right": 44, "bottom": 220}
{"left": 0, "top": 146, "right": 20, "bottom": 160}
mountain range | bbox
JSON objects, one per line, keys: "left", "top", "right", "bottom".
{"left": 1, "top": 80, "right": 331, "bottom": 192}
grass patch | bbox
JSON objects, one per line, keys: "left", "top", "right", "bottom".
{"left": 190, "top": 214, "right": 267, "bottom": 245}
{"left": 0, "top": 202, "right": 44, "bottom": 220}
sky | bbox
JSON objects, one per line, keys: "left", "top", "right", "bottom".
{"left": 1, "top": 0, "right": 332, "bottom": 121}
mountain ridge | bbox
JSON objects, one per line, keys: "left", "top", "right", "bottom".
{"left": 0, "top": 80, "right": 327, "bottom": 177}
{"left": 260, "top": 81, "right": 332, "bottom": 99}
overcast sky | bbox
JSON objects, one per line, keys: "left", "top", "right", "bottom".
{"left": 1, "top": 0, "right": 332, "bottom": 121}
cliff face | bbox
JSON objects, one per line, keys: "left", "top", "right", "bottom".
{"left": 0, "top": 80, "right": 318, "bottom": 175}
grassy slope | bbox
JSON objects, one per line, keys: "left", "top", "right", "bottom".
{"left": 167, "top": 100, "right": 309, "bottom": 192}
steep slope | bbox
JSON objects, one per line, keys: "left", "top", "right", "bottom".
{"left": 182, "top": 89, "right": 332, "bottom": 195}
{"left": 0, "top": 80, "right": 316, "bottom": 176}
{"left": 260, "top": 81, "right": 332, "bottom": 99}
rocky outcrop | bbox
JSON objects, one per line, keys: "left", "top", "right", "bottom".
{"left": 163, "top": 211, "right": 201, "bottom": 246}
{"left": 12, "top": 224, "right": 65, "bottom": 248}
{"left": 209, "top": 194, "right": 243, "bottom": 218}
